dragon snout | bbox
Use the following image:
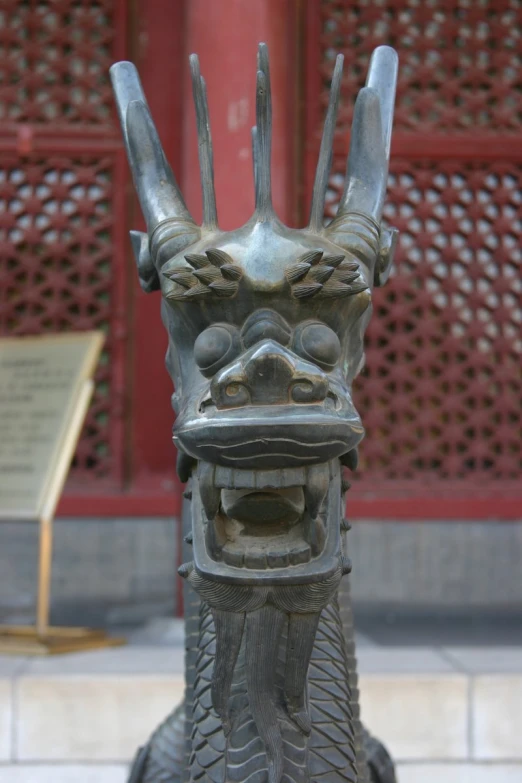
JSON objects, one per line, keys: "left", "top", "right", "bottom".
{"left": 210, "top": 340, "right": 328, "bottom": 409}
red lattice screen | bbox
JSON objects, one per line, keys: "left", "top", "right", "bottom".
{"left": 0, "top": 0, "right": 128, "bottom": 488}
{"left": 307, "top": 1, "right": 522, "bottom": 510}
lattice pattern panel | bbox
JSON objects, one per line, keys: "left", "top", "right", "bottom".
{"left": 321, "top": 0, "right": 522, "bottom": 131}
{"left": 325, "top": 161, "right": 522, "bottom": 482}
{"left": 0, "top": 0, "right": 116, "bottom": 124}
{"left": 0, "top": 156, "right": 116, "bottom": 478}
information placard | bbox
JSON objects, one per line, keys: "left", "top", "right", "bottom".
{"left": 0, "top": 332, "right": 104, "bottom": 520}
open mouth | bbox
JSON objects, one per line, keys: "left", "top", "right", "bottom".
{"left": 190, "top": 458, "right": 343, "bottom": 584}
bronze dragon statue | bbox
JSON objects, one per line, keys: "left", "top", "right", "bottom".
{"left": 111, "top": 41, "right": 399, "bottom": 783}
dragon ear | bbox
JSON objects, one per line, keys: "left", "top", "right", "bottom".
{"left": 110, "top": 61, "right": 200, "bottom": 261}
{"left": 332, "top": 46, "right": 398, "bottom": 227}
{"left": 324, "top": 46, "right": 399, "bottom": 275}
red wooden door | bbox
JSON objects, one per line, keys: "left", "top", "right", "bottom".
{"left": 0, "top": 0, "right": 129, "bottom": 494}
{"left": 305, "top": 1, "right": 522, "bottom": 518}
{"left": 0, "top": 0, "right": 185, "bottom": 516}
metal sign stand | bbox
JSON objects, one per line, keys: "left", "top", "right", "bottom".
{"left": 0, "top": 334, "right": 124, "bottom": 655}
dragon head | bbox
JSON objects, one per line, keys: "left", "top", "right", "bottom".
{"left": 111, "top": 44, "right": 398, "bottom": 777}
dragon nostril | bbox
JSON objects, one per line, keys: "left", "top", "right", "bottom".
{"left": 218, "top": 381, "right": 251, "bottom": 408}
{"left": 212, "top": 342, "right": 330, "bottom": 408}
{"left": 291, "top": 380, "right": 314, "bottom": 403}
{"left": 291, "top": 378, "right": 327, "bottom": 404}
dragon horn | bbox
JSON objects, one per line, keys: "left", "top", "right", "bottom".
{"left": 189, "top": 55, "right": 218, "bottom": 229}
{"left": 254, "top": 43, "right": 274, "bottom": 222}
{"left": 309, "top": 54, "right": 344, "bottom": 233}
{"left": 326, "top": 46, "right": 397, "bottom": 235}
{"left": 366, "top": 45, "right": 397, "bottom": 161}
{"left": 110, "top": 61, "right": 199, "bottom": 253}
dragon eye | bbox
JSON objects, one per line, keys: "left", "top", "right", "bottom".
{"left": 293, "top": 322, "right": 341, "bottom": 371}
{"left": 194, "top": 324, "right": 240, "bottom": 378}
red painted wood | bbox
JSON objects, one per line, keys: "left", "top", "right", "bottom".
{"left": 109, "top": 149, "right": 130, "bottom": 485}
{"left": 390, "top": 134, "right": 522, "bottom": 160}
{"left": 11, "top": 0, "right": 520, "bottom": 520}
{"left": 346, "top": 498, "right": 522, "bottom": 521}
{"left": 303, "top": 0, "right": 322, "bottom": 223}
{"left": 0, "top": 136, "right": 122, "bottom": 153}
{"left": 0, "top": 0, "right": 130, "bottom": 489}
{"left": 303, "top": 0, "right": 522, "bottom": 514}
{"left": 125, "top": 0, "right": 187, "bottom": 484}
{"left": 183, "top": 0, "right": 299, "bottom": 228}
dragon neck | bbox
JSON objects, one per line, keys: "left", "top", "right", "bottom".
{"left": 180, "top": 471, "right": 372, "bottom": 783}
{"left": 185, "top": 590, "right": 363, "bottom": 783}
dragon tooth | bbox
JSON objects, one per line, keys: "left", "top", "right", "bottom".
{"left": 341, "top": 555, "right": 352, "bottom": 574}
{"left": 199, "top": 462, "right": 220, "bottom": 520}
{"left": 221, "top": 547, "right": 244, "bottom": 567}
{"left": 244, "top": 550, "right": 268, "bottom": 569}
{"left": 304, "top": 462, "right": 330, "bottom": 519}
{"left": 288, "top": 544, "right": 311, "bottom": 565}
{"left": 341, "top": 448, "right": 359, "bottom": 471}
{"left": 341, "top": 476, "right": 351, "bottom": 494}
{"left": 177, "top": 561, "right": 194, "bottom": 579}
{"left": 205, "top": 519, "right": 223, "bottom": 559}
{"left": 177, "top": 451, "right": 196, "bottom": 483}
{"left": 266, "top": 551, "right": 290, "bottom": 568}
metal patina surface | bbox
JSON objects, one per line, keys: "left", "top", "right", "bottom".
{"left": 111, "top": 42, "right": 398, "bottom": 783}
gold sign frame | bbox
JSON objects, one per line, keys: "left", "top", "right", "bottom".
{"left": 0, "top": 332, "right": 124, "bottom": 654}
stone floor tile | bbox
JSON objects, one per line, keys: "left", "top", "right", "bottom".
{"left": 0, "top": 658, "right": 28, "bottom": 678}
{"left": 0, "top": 765, "right": 128, "bottom": 782}
{"left": 0, "top": 680, "right": 12, "bottom": 762}
{"left": 360, "top": 674, "right": 469, "bottom": 760}
{"left": 473, "top": 675, "right": 522, "bottom": 760}
{"left": 16, "top": 675, "right": 184, "bottom": 761}
{"left": 126, "top": 618, "right": 185, "bottom": 646}
{"left": 397, "top": 762, "right": 522, "bottom": 782}
{"left": 23, "top": 645, "right": 184, "bottom": 676}
{"left": 443, "top": 647, "right": 522, "bottom": 674}
{"left": 358, "top": 647, "right": 457, "bottom": 674}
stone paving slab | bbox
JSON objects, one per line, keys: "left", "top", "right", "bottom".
{"left": 357, "top": 647, "right": 456, "bottom": 674}
{"left": 22, "top": 646, "right": 185, "bottom": 676}
{"left": 473, "top": 675, "right": 522, "bottom": 760}
{"left": 397, "top": 763, "right": 522, "bottom": 783}
{"left": 16, "top": 675, "right": 184, "bottom": 762}
{"left": 0, "top": 645, "right": 521, "bottom": 772}
{"left": 1, "top": 763, "right": 520, "bottom": 783}
{"left": 0, "top": 765, "right": 129, "bottom": 783}
{"left": 0, "top": 680, "right": 12, "bottom": 762}
{"left": 443, "top": 647, "right": 522, "bottom": 674}
{"left": 360, "top": 673, "right": 469, "bottom": 760}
